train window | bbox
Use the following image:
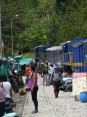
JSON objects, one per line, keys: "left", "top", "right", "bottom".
{"left": 35, "top": 48, "right": 39, "bottom": 53}
{"left": 84, "top": 46, "right": 87, "bottom": 62}
{"left": 63, "top": 45, "right": 68, "bottom": 53}
{"left": 85, "top": 54, "right": 87, "bottom": 61}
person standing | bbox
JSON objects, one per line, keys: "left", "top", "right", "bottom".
{"left": 52, "top": 67, "right": 61, "bottom": 98}
{"left": 25, "top": 65, "right": 31, "bottom": 76}
{"left": 25, "top": 65, "right": 31, "bottom": 84}
{"left": 49, "top": 64, "right": 54, "bottom": 84}
{"left": 43, "top": 63, "right": 49, "bottom": 86}
{"left": 0, "top": 74, "right": 13, "bottom": 113}
{"left": 28, "top": 66, "right": 38, "bottom": 113}
{"left": 0, "top": 86, "right": 5, "bottom": 117}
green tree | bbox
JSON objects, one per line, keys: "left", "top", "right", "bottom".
{"left": 1, "top": 0, "right": 87, "bottom": 56}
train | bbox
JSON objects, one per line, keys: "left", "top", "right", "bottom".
{"left": 35, "top": 45, "right": 52, "bottom": 61}
{"left": 34, "top": 37, "right": 87, "bottom": 72}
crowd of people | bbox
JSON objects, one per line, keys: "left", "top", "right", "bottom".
{"left": 0, "top": 61, "right": 39, "bottom": 116}
{"left": 0, "top": 59, "right": 73, "bottom": 116}
{"left": 0, "top": 69, "right": 25, "bottom": 116}
{"left": 0, "top": 74, "right": 13, "bottom": 116}
{"left": 36, "top": 61, "right": 73, "bottom": 98}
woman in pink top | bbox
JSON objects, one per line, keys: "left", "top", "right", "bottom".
{"left": 0, "top": 74, "right": 13, "bottom": 113}
{"left": 28, "top": 65, "right": 38, "bottom": 113}
{"left": 0, "top": 86, "right": 5, "bottom": 116}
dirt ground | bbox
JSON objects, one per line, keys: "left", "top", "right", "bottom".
{"left": 13, "top": 93, "right": 26, "bottom": 117}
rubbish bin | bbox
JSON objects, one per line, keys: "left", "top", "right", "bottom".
{"left": 80, "top": 91, "right": 87, "bottom": 103}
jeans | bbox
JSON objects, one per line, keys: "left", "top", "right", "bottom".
{"left": 0, "top": 101, "right": 5, "bottom": 117}
{"left": 43, "top": 74, "right": 49, "bottom": 85}
{"left": 5, "top": 97, "right": 13, "bottom": 113}
{"left": 31, "top": 86, "right": 38, "bottom": 110}
{"left": 53, "top": 81, "right": 60, "bottom": 98}
{"left": 49, "top": 74, "right": 53, "bottom": 85}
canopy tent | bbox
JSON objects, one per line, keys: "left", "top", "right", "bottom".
{"left": 14, "top": 55, "right": 33, "bottom": 65}
{"left": 19, "top": 58, "right": 32, "bottom": 65}
{"left": 0, "top": 62, "right": 8, "bottom": 79}
{"left": 0, "top": 57, "right": 33, "bottom": 80}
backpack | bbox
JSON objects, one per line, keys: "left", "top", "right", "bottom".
{"left": 52, "top": 72, "right": 62, "bottom": 82}
{"left": 44, "top": 66, "right": 49, "bottom": 73}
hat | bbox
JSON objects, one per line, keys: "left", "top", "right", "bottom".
{"left": 14, "top": 70, "right": 18, "bottom": 73}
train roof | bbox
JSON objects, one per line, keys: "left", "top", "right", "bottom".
{"left": 83, "top": 39, "right": 87, "bottom": 44}
{"left": 59, "top": 41, "right": 71, "bottom": 46}
{"left": 46, "top": 46, "right": 62, "bottom": 51}
{"left": 35, "top": 45, "right": 45, "bottom": 49}
{"left": 35, "top": 45, "right": 52, "bottom": 49}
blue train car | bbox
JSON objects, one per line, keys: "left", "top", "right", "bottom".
{"left": 61, "top": 37, "right": 87, "bottom": 72}
{"left": 82, "top": 39, "right": 87, "bottom": 72}
{"left": 71, "top": 37, "right": 87, "bottom": 72}
{"left": 35, "top": 45, "right": 45, "bottom": 60}
{"left": 46, "top": 46, "right": 62, "bottom": 65}
{"left": 35, "top": 45, "right": 52, "bottom": 60}
{"left": 62, "top": 41, "right": 72, "bottom": 66}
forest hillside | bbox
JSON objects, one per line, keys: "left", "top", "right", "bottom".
{"left": 1, "top": 0, "right": 87, "bottom": 55}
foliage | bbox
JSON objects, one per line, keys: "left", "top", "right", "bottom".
{"left": 1, "top": 0, "right": 87, "bottom": 56}
{"left": 22, "top": 52, "right": 35, "bottom": 58}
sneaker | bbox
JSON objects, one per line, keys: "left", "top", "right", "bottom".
{"left": 32, "top": 109, "right": 38, "bottom": 114}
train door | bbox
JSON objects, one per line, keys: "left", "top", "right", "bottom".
{"left": 83, "top": 44, "right": 87, "bottom": 72}
{"left": 69, "top": 52, "right": 73, "bottom": 66}
{"left": 57, "top": 49, "right": 62, "bottom": 66}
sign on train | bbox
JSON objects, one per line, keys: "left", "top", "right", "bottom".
{"left": 73, "top": 73, "right": 87, "bottom": 95}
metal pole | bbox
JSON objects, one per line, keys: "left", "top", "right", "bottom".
{"left": 11, "top": 19, "right": 13, "bottom": 57}
{"left": 0, "top": 6, "right": 2, "bottom": 58}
